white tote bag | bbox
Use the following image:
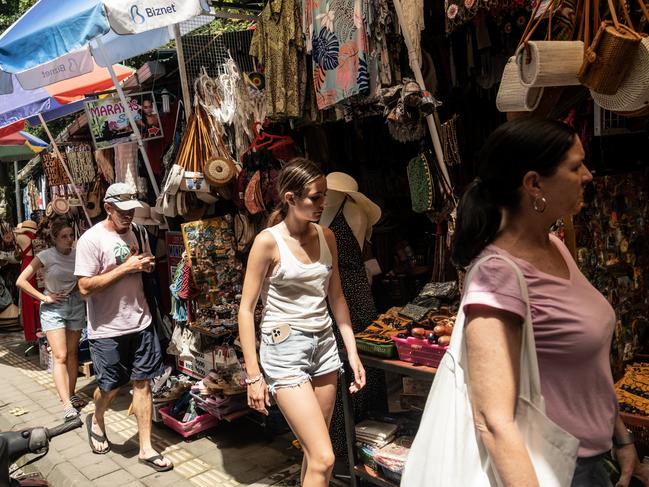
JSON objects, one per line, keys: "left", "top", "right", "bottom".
{"left": 400, "top": 255, "right": 579, "bottom": 487}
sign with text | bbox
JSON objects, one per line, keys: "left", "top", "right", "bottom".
{"left": 85, "top": 91, "right": 163, "bottom": 150}
{"left": 16, "top": 48, "right": 93, "bottom": 90}
{"left": 104, "top": 0, "right": 208, "bottom": 35}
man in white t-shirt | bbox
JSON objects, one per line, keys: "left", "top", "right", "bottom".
{"left": 75, "top": 183, "right": 172, "bottom": 472}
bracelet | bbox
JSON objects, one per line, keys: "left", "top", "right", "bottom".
{"left": 613, "top": 428, "right": 635, "bottom": 447}
{"left": 245, "top": 374, "right": 264, "bottom": 385}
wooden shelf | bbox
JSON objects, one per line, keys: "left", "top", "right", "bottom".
{"left": 353, "top": 464, "right": 398, "bottom": 487}
{"left": 359, "top": 354, "right": 437, "bottom": 379}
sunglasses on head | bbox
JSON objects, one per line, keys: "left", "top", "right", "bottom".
{"left": 106, "top": 193, "right": 137, "bottom": 202}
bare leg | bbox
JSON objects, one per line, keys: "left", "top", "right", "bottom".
{"left": 300, "top": 372, "right": 338, "bottom": 483}
{"left": 45, "top": 329, "right": 71, "bottom": 409}
{"left": 132, "top": 379, "right": 171, "bottom": 469}
{"left": 65, "top": 330, "right": 82, "bottom": 397}
{"left": 91, "top": 386, "right": 120, "bottom": 453}
{"left": 275, "top": 379, "right": 336, "bottom": 487}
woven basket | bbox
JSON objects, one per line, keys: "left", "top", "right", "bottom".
{"left": 496, "top": 56, "right": 544, "bottom": 112}
{"left": 591, "top": 36, "right": 649, "bottom": 112}
{"left": 578, "top": 22, "right": 642, "bottom": 95}
{"left": 518, "top": 41, "right": 584, "bottom": 87}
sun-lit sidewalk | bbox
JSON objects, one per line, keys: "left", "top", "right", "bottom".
{"left": 0, "top": 332, "right": 302, "bottom": 486}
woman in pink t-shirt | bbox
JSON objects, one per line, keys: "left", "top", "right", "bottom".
{"left": 450, "top": 119, "right": 648, "bottom": 487}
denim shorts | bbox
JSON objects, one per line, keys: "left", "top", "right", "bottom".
{"left": 259, "top": 326, "right": 343, "bottom": 395}
{"left": 40, "top": 291, "right": 86, "bottom": 332}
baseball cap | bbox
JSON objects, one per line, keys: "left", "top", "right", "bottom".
{"left": 104, "top": 183, "right": 143, "bottom": 211}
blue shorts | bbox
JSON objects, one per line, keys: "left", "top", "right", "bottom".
{"left": 40, "top": 291, "right": 86, "bottom": 332}
{"left": 89, "top": 325, "right": 163, "bottom": 392}
{"left": 259, "top": 326, "right": 343, "bottom": 395}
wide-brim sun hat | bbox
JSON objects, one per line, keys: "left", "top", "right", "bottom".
{"left": 326, "top": 172, "right": 381, "bottom": 226}
{"left": 14, "top": 220, "right": 38, "bottom": 234}
{"left": 104, "top": 182, "right": 143, "bottom": 211}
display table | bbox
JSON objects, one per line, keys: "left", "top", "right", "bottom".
{"left": 341, "top": 353, "right": 436, "bottom": 487}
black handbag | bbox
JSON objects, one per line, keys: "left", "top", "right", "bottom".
{"left": 132, "top": 224, "right": 171, "bottom": 343}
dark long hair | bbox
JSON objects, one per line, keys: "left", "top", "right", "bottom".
{"left": 267, "top": 158, "right": 324, "bottom": 227}
{"left": 451, "top": 118, "right": 577, "bottom": 268}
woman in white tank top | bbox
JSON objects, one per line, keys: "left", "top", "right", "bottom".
{"left": 238, "top": 159, "right": 366, "bottom": 487}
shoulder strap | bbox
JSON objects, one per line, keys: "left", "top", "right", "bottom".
{"left": 132, "top": 224, "right": 144, "bottom": 254}
{"left": 453, "top": 254, "right": 542, "bottom": 406}
{"left": 314, "top": 224, "right": 332, "bottom": 265}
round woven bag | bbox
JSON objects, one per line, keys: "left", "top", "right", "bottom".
{"left": 518, "top": 41, "right": 584, "bottom": 87}
{"left": 591, "top": 37, "right": 649, "bottom": 113}
{"left": 205, "top": 157, "right": 236, "bottom": 187}
{"left": 52, "top": 196, "right": 70, "bottom": 215}
{"left": 496, "top": 56, "right": 544, "bottom": 113}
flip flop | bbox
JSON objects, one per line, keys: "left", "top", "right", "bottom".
{"left": 86, "top": 413, "right": 111, "bottom": 454}
{"left": 138, "top": 454, "right": 174, "bottom": 472}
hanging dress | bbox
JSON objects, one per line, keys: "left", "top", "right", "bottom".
{"left": 327, "top": 197, "right": 385, "bottom": 459}
{"left": 19, "top": 231, "right": 40, "bottom": 342}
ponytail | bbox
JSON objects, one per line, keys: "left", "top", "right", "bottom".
{"left": 267, "top": 202, "right": 288, "bottom": 227}
{"left": 451, "top": 180, "right": 502, "bottom": 268}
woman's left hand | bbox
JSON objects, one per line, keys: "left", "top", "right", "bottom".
{"left": 615, "top": 444, "right": 649, "bottom": 487}
{"left": 348, "top": 353, "right": 366, "bottom": 394}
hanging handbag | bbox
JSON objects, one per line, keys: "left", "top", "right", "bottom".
{"left": 401, "top": 254, "right": 579, "bottom": 487}
{"left": 577, "top": 0, "right": 642, "bottom": 95}
{"left": 517, "top": 0, "right": 584, "bottom": 87}
{"left": 496, "top": 1, "right": 545, "bottom": 113}
{"left": 406, "top": 154, "right": 434, "bottom": 213}
{"left": 590, "top": 0, "right": 649, "bottom": 112}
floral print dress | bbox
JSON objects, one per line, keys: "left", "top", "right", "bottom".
{"left": 304, "top": 0, "right": 371, "bottom": 109}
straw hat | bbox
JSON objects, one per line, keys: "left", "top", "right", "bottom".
{"left": 14, "top": 220, "right": 38, "bottom": 234}
{"left": 326, "top": 172, "right": 381, "bottom": 226}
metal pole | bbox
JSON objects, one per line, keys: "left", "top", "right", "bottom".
{"left": 173, "top": 23, "right": 193, "bottom": 122}
{"left": 94, "top": 37, "right": 161, "bottom": 197}
{"left": 391, "top": 0, "right": 453, "bottom": 193}
{"left": 38, "top": 114, "right": 93, "bottom": 226}
{"left": 14, "top": 161, "right": 22, "bottom": 222}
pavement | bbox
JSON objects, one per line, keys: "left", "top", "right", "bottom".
{"left": 0, "top": 331, "right": 305, "bottom": 487}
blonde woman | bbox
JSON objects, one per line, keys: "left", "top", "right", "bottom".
{"left": 238, "top": 158, "right": 366, "bottom": 487}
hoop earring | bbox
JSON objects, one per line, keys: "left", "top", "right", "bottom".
{"left": 533, "top": 196, "right": 547, "bottom": 213}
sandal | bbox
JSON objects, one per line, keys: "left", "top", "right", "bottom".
{"left": 70, "top": 394, "right": 87, "bottom": 410}
{"left": 63, "top": 405, "right": 79, "bottom": 422}
{"left": 85, "top": 413, "right": 111, "bottom": 454}
{"left": 138, "top": 454, "right": 174, "bottom": 472}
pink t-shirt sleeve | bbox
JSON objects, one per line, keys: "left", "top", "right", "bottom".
{"left": 74, "top": 234, "right": 99, "bottom": 278}
{"left": 462, "top": 256, "right": 527, "bottom": 320}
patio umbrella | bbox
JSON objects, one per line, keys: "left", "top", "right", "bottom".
{"left": 0, "top": 61, "right": 134, "bottom": 224}
{"left": 0, "top": 128, "right": 47, "bottom": 161}
{"left": 0, "top": 61, "right": 134, "bottom": 128}
{"left": 0, "top": 0, "right": 212, "bottom": 198}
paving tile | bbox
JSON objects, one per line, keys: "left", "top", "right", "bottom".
{"left": 140, "top": 469, "right": 188, "bottom": 487}
{"left": 91, "top": 468, "right": 138, "bottom": 486}
{"left": 79, "top": 456, "right": 121, "bottom": 480}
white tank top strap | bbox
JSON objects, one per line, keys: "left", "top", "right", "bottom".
{"left": 264, "top": 225, "right": 290, "bottom": 266}
{"left": 314, "top": 224, "right": 332, "bottom": 266}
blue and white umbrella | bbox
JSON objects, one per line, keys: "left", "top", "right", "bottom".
{"left": 0, "top": 0, "right": 212, "bottom": 197}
